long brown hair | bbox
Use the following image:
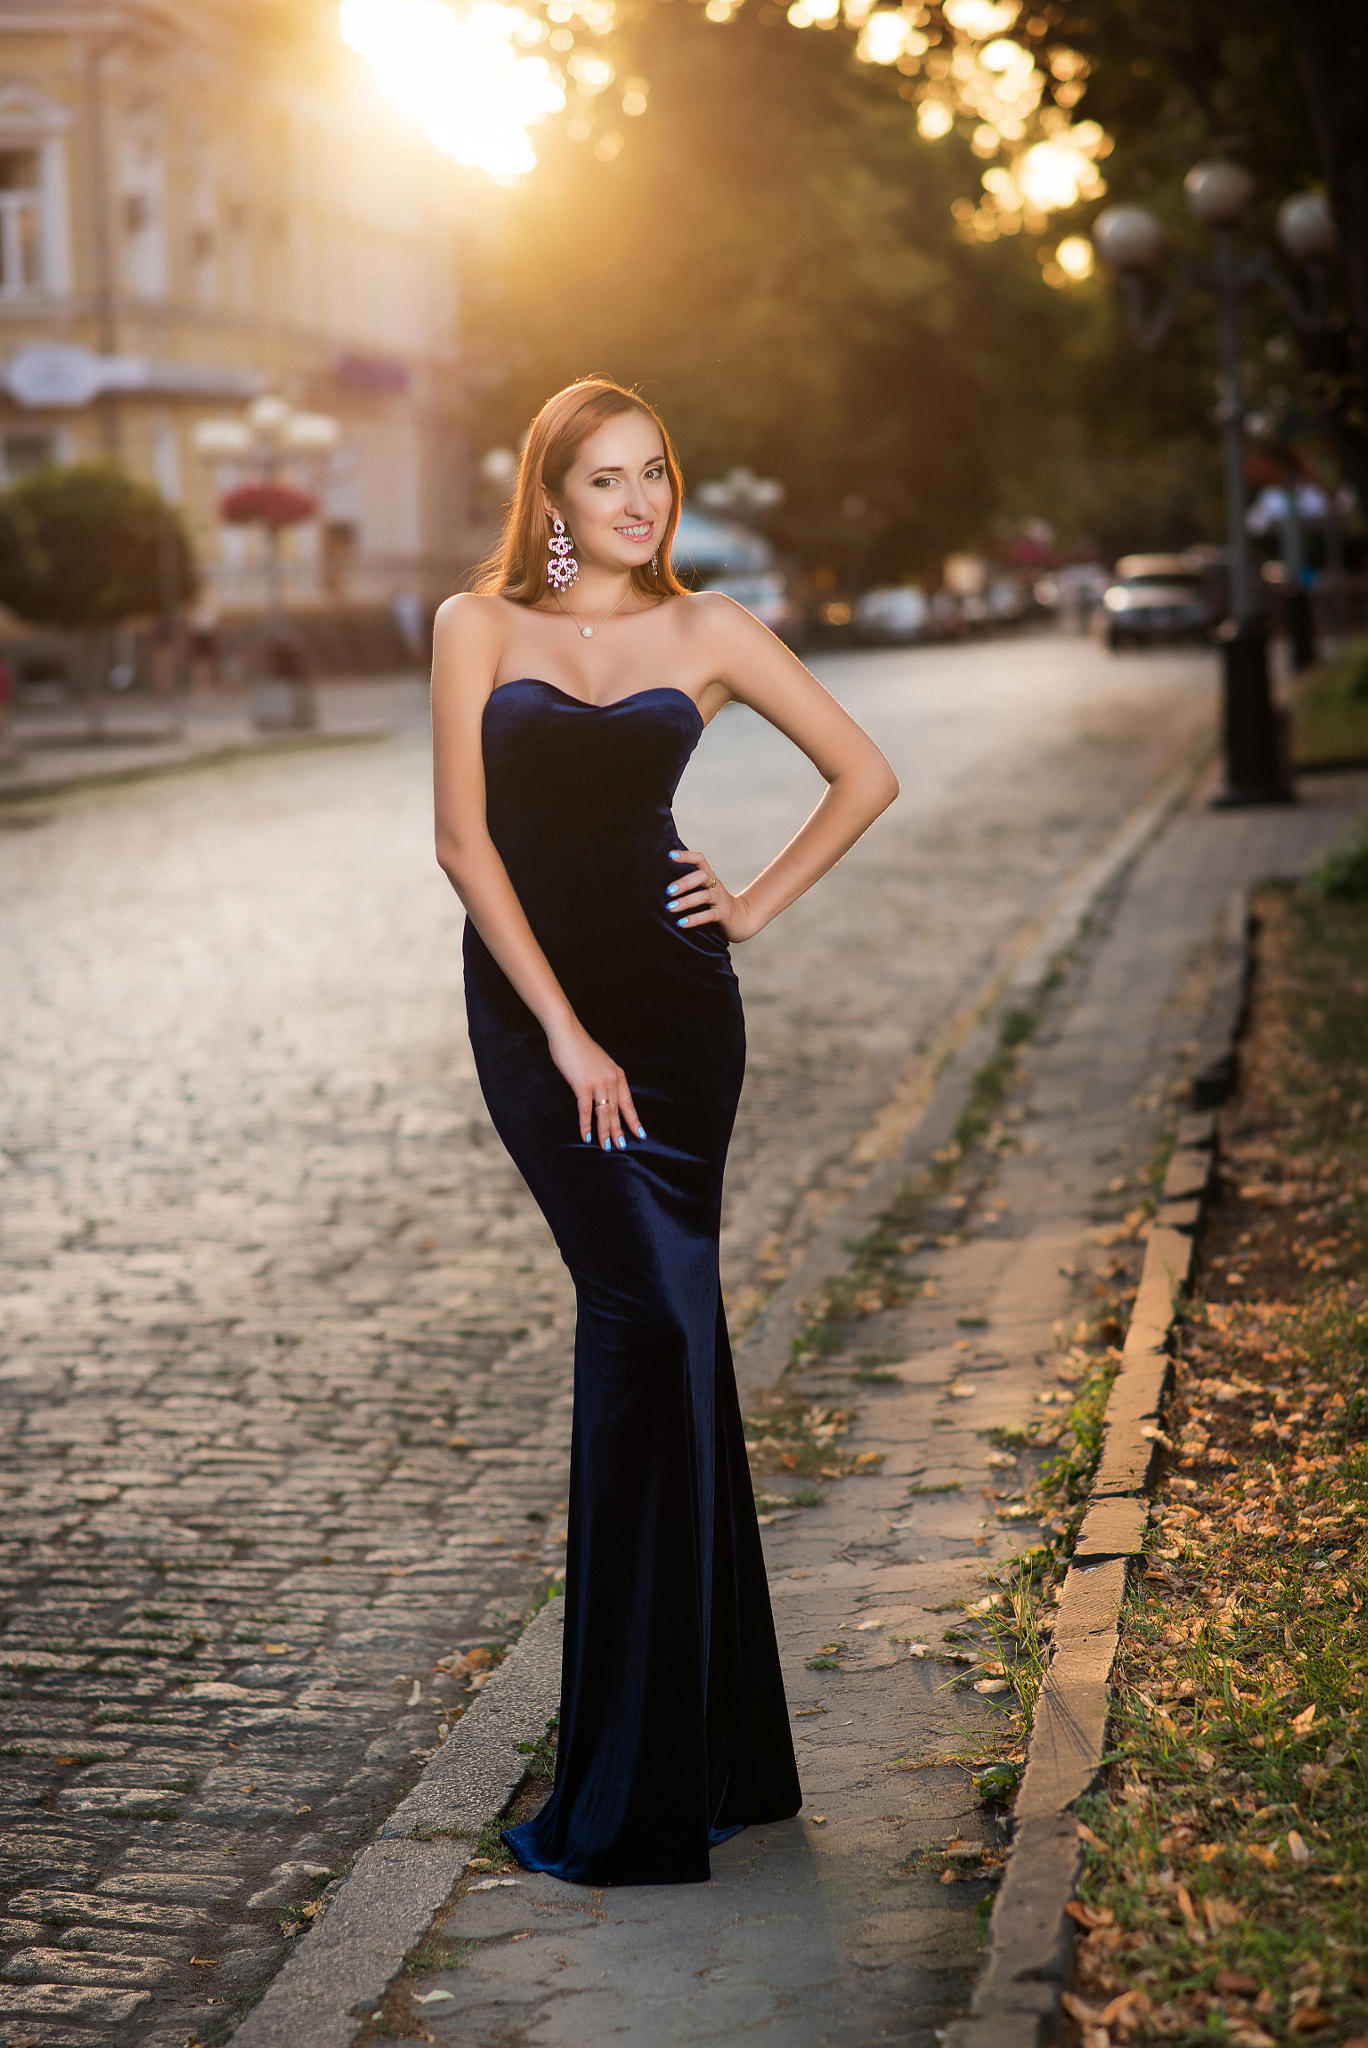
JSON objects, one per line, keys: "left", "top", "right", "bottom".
{"left": 471, "top": 380, "right": 688, "bottom": 604}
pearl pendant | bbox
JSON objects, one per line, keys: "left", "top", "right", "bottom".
{"left": 581, "top": 626, "right": 594, "bottom": 638}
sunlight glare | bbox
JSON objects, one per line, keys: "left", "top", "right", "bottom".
{"left": 340, "top": 0, "right": 567, "bottom": 181}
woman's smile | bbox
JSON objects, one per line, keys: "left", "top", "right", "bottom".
{"left": 617, "top": 521, "right": 654, "bottom": 542}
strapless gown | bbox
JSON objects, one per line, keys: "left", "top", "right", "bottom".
{"left": 462, "top": 678, "right": 801, "bottom": 1886}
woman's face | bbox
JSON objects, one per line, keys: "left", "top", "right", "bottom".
{"left": 547, "top": 410, "right": 673, "bottom": 573}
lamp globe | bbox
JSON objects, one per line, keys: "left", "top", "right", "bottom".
{"left": 1184, "top": 161, "right": 1254, "bottom": 228}
{"left": 1277, "top": 191, "right": 1338, "bottom": 262}
{"left": 1092, "top": 204, "right": 1166, "bottom": 272}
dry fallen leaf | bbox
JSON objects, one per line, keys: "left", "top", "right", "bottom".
{"left": 1291, "top": 1703, "right": 1317, "bottom": 1735}
{"left": 414, "top": 1990, "right": 455, "bottom": 2005}
{"left": 1286, "top": 1829, "right": 1311, "bottom": 1866}
{"left": 1065, "top": 1900, "right": 1115, "bottom": 1929}
{"left": 1175, "top": 1884, "right": 1204, "bottom": 1938}
{"left": 1075, "top": 1823, "right": 1103, "bottom": 1849}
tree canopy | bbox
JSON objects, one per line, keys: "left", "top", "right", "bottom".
{"left": 0, "top": 464, "right": 199, "bottom": 633}
{"left": 456, "top": 0, "right": 1362, "bottom": 576}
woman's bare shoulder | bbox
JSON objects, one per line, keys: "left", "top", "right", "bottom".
{"left": 670, "top": 587, "right": 768, "bottom": 642}
{"left": 434, "top": 590, "right": 515, "bottom": 641}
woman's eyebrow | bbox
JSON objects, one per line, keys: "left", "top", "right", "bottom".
{"left": 586, "top": 452, "right": 667, "bottom": 477}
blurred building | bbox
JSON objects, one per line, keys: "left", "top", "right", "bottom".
{"left": 0, "top": 0, "right": 474, "bottom": 650}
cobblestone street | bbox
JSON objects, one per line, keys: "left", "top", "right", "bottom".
{"left": 0, "top": 633, "right": 1213, "bottom": 2046}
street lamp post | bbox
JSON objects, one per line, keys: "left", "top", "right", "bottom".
{"left": 1093, "top": 168, "right": 1341, "bottom": 807}
{"left": 192, "top": 396, "right": 340, "bottom": 729}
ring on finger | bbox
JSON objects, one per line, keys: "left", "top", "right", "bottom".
{"left": 595, "top": 1096, "right": 609, "bottom": 1105}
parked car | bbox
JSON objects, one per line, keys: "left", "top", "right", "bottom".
{"left": 1102, "top": 553, "right": 1215, "bottom": 650}
{"left": 701, "top": 570, "right": 802, "bottom": 641}
{"left": 670, "top": 504, "right": 801, "bottom": 641}
{"left": 852, "top": 585, "right": 929, "bottom": 644}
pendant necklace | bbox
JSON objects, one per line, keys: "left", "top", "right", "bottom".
{"left": 553, "top": 586, "right": 633, "bottom": 640}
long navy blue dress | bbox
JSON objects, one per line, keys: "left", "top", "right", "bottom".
{"left": 462, "top": 678, "right": 801, "bottom": 1886}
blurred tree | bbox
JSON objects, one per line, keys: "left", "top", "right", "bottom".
{"left": 457, "top": 0, "right": 1363, "bottom": 573}
{"left": 463, "top": 3, "right": 1103, "bottom": 581}
{"left": 0, "top": 464, "right": 199, "bottom": 737}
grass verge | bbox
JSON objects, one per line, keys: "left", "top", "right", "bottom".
{"left": 1293, "top": 639, "right": 1368, "bottom": 768}
{"left": 1067, "top": 873, "right": 1368, "bottom": 2048}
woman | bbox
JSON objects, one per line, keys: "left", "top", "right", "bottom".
{"left": 432, "top": 379, "right": 897, "bottom": 1886}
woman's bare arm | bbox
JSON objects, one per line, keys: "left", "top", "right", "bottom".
{"left": 665, "top": 596, "right": 899, "bottom": 941}
{"left": 431, "top": 595, "right": 644, "bottom": 1150}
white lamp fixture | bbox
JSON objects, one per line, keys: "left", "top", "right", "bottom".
{"left": 1276, "top": 191, "right": 1337, "bottom": 263}
{"left": 191, "top": 418, "right": 253, "bottom": 458}
{"left": 283, "top": 412, "right": 342, "bottom": 454}
{"left": 1183, "top": 160, "right": 1255, "bottom": 228}
{"left": 1091, "top": 204, "right": 1166, "bottom": 272}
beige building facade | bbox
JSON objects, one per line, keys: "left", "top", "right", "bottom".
{"left": 0, "top": 0, "right": 476, "bottom": 633}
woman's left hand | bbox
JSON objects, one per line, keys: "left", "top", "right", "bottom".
{"left": 665, "top": 849, "right": 762, "bottom": 942}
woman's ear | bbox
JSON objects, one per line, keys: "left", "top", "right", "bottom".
{"left": 540, "top": 488, "right": 559, "bottom": 523}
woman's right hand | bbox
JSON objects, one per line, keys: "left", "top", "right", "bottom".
{"left": 546, "top": 1018, "right": 646, "bottom": 1152}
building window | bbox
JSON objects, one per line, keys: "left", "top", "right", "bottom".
{"left": 122, "top": 135, "right": 168, "bottom": 299}
{"left": 2, "top": 430, "right": 59, "bottom": 483}
{"left": 0, "top": 148, "right": 43, "bottom": 295}
{"left": 0, "top": 87, "right": 75, "bottom": 297}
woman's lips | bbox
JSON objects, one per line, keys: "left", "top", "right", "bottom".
{"left": 617, "top": 523, "right": 653, "bottom": 541}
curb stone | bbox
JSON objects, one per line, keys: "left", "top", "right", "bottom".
{"left": 228, "top": 1601, "right": 564, "bottom": 2047}
{"left": 0, "top": 727, "right": 388, "bottom": 806}
{"left": 945, "top": 921, "right": 1254, "bottom": 2048}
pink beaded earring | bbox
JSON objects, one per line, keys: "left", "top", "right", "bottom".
{"left": 547, "top": 516, "right": 579, "bottom": 591}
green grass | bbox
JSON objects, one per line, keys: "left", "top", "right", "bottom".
{"left": 1066, "top": 878, "right": 1368, "bottom": 2044}
{"left": 1293, "top": 637, "right": 1368, "bottom": 766}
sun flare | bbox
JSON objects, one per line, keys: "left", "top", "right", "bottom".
{"left": 340, "top": 0, "right": 566, "bottom": 181}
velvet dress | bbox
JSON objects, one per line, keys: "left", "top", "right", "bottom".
{"left": 462, "top": 677, "right": 802, "bottom": 1886}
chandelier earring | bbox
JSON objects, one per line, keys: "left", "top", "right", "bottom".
{"left": 547, "top": 515, "right": 579, "bottom": 592}
{"left": 650, "top": 549, "right": 659, "bottom": 576}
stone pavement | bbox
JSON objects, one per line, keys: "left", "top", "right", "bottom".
{"left": 0, "top": 635, "right": 1226, "bottom": 2046}
{"left": 356, "top": 767, "right": 1367, "bottom": 2048}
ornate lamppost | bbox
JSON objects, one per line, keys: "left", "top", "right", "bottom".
{"left": 192, "top": 396, "right": 340, "bottom": 729}
{"left": 1092, "top": 166, "right": 1340, "bottom": 807}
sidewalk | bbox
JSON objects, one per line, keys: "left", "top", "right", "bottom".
{"left": 0, "top": 676, "right": 429, "bottom": 800}
{"left": 232, "top": 765, "right": 1368, "bottom": 2048}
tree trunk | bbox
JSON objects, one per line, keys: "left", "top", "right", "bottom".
{"left": 1291, "top": 0, "right": 1368, "bottom": 492}
{"left": 83, "top": 627, "right": 108, "bottom": 743}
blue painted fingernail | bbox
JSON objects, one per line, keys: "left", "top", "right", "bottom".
{"left": 669, "top": 850, "right": 684, "bottom": 861}
{"left": 666, "top": 882, "right": 679, "bottom": 896}
{"left": 602, "top": 1138, "right": 611, "bottom": 1152}
{"left": 615, "top": 1134, "right": 626, "bottom": 1151}
{"left": 584, "top": 1131, "right": 592, "bottom": 1144}
{"left": 677, "top": 915, "right": 688, "bottom": 927}
{"left": 636, "top": 1125, "right": 647, "bottom": 1139}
